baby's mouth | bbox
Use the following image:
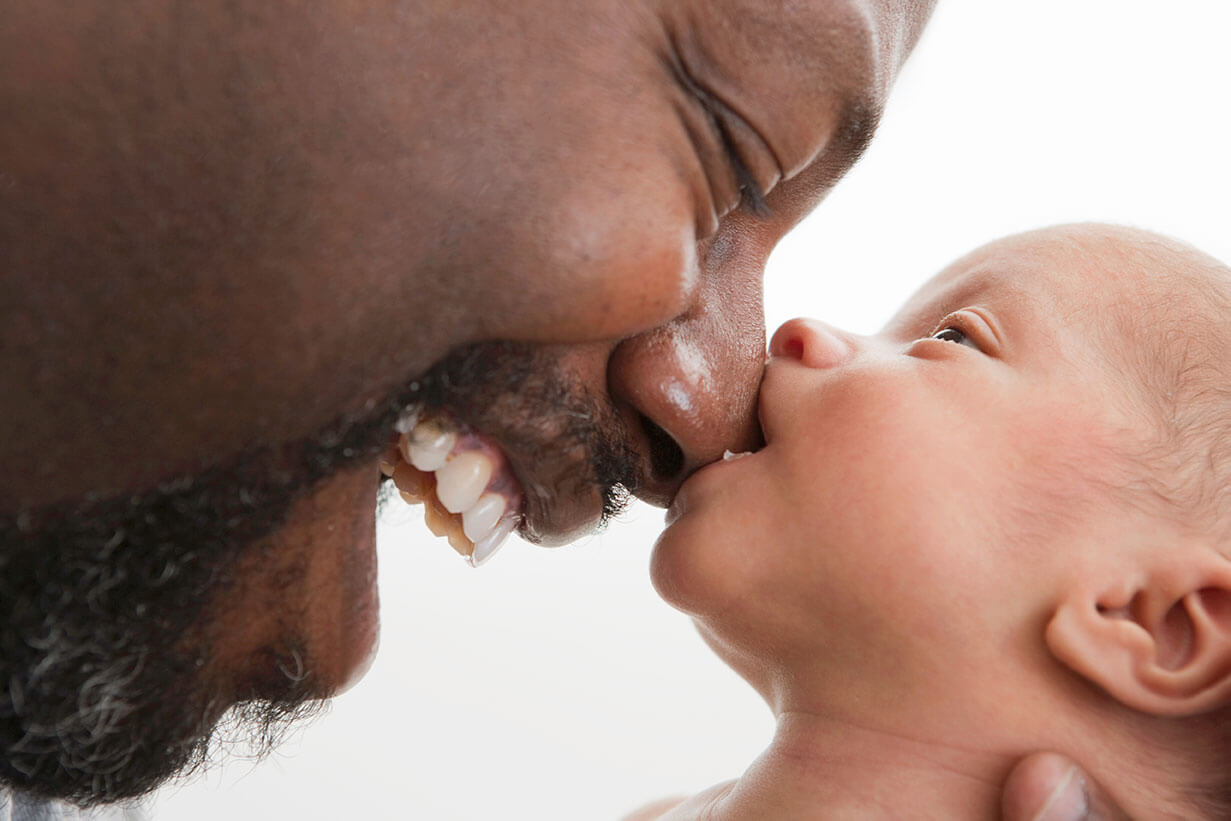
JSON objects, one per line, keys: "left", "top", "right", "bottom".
{"left": 380, "top": 410, "right": 525, "bottom": 567}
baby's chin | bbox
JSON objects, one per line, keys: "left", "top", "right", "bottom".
{"left": 651, "top": 451, "right": 766, "bottom": 616}
{"left": 649, "top": 507, "right": 732, "bottom": 619}
{"left": 650, "top": 513, "right": 804, "bottom": 694}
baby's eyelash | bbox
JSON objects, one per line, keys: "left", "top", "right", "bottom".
{"left": 920, "top": 308, "right": 1002, "bottom": 356}
{"left": 927, "top": 311, "right": 974, "bottom": 340}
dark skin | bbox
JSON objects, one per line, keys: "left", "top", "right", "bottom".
{"left": 0, "top": 1, "right": 1127, "bottom": 814}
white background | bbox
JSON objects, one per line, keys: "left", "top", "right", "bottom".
{"left": 151, "top": 2, "right": 1231, "bottom": 818}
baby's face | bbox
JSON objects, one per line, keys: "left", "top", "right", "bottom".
{"left": 653, "top": 225, "right": 1182, "bottom": 718}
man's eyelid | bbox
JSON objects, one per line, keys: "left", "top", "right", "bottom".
{"left": 664, "top": 34, "right": 775, "bottom": 220}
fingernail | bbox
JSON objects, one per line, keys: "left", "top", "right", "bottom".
{"left": 1032, "top": 765, "right": 1089, "bottom": 821}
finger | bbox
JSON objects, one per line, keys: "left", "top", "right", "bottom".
{"left": 1001, "top": 752, "right": 1132, "bottom": 821}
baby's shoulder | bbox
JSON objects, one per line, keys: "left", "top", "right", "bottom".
{"left": 620, "top": 780, "right": 738, "bottom": 821}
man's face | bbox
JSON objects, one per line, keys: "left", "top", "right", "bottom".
{"left": 0, "top": 0, "right": 925, "bottom": 803}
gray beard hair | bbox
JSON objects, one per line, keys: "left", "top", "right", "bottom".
{"left": 0, "top": 384, "right": 407, "bottom": 806}
{"left": 0, "top": 459, "right": 334, "bottom": 806}
{"left": 0, "top": 338, "right": 636, "bottom": 807}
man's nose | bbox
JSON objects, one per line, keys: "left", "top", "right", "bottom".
{"left": 769, "top": 318, "right": 854, "bottom": 369}
{"left": 606, "top": 259, "right": 766, "bottom": 508}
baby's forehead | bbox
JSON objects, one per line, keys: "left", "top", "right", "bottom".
{"left": 1028, "top": 226, "right": 1231, "bottom": 352}
{"left": 882, "top": 237, "right": 1058, "bottom": 339}
{"left": 891, "top": 225, "right": 1224, "bottom": 342}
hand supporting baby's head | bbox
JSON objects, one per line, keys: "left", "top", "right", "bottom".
{"left": 653, "top": 223, "right": 1231, "bottom": 818}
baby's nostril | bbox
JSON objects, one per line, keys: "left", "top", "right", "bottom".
{"left": 640, "top": 415, "right": 685, "bottom": 481}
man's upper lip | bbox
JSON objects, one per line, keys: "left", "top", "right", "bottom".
{"left": 437, "top": 394, "right": 765, "bottom": 543}
{"left": 481, "top": 428, "right": 623, "bottom": 548}
{"left": 469, "top": 414, "right": 666, "bottom": 546}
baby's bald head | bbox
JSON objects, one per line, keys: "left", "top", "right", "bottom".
{"left": 1075, "top": 226, "right": 1231, "bottom": 542}
{"left": 1032, "top": 226, "right": 1231, "bottom": 817}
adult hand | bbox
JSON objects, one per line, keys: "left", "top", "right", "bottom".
{"left": 1002, "top": 753, "right": 1130, "bottom": 821}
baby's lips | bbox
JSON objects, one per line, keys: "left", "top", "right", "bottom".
{"left": 384, "top": 414, "right": 524, "bottom": 566}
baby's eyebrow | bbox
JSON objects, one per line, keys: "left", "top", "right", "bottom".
{"left": 888, "top": 269, "right": 1015, "bottom": 339}
{"left": 935, "top": 270, "right": 1002, "bottom": 310}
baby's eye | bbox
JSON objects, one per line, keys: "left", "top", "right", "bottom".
{"left": 916, "top": 309, "right": 1000, "bottom": 358}
{"left": 931, "top": 326, "right": 980, "bottom": 349}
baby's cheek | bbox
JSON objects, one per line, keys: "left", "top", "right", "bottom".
{"left": 1005, "top": 397, "right": 1133, "bottom": 533}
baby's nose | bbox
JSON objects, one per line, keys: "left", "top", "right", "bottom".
{"left": 769, "top": 318, "right": 853, "bottom": 369}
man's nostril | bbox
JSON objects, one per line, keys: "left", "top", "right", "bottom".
{"left": 640, "top": 415, "right": 685, "bottom": 481}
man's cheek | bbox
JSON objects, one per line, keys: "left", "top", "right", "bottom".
{"left": 474, "top": 174, "right": 703, "bottom": 347}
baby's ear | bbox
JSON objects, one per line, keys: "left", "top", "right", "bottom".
{"left": 1046, "top": 547, "right": 1231, "bottom": 716}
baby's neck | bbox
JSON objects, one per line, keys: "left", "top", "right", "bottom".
{"left": 697, "top": 711, "right": 1010, "bottom": 820}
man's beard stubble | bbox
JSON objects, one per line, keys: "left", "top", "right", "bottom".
{"left": 0, "top": 438, "right": 342, "bottom": 806}
{"left": 405, "top": 340, "right": 640, "bottom": 527}
{"left": 0, "top": 339, "right": 637, "bottom": 806}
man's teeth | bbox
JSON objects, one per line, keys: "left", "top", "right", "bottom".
{"left": 403, "top": 419, "right": 457, "bottom": 472}
{"left": 386, "top": 416, "right": 522, "bottom": 567}
{"left": 462, "top": 493, "right": 506, "bottom": 542}
{"left": 472, "top": 514, "right": 519, "bottom": 566}
{"left": 435, "top": 452, "right": 492, "bottom": 513}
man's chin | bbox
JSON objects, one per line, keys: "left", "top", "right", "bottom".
{"left": 0, "top": 476, "right": 342, "bottom": 808}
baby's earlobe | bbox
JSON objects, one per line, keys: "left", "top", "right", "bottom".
{"left": 1046, "top": 557, "right": 1231, "bottom": 717}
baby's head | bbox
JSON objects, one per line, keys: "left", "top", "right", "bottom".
{"left": 653, "top": 224, "right": 1231, "bottom": 817}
